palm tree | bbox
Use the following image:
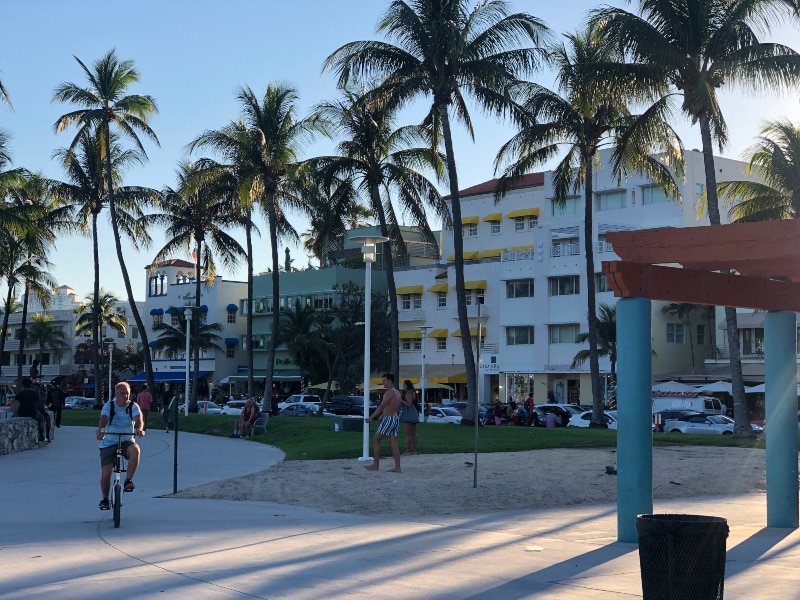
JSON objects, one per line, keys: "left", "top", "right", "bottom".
{"left": 0, "top": 130, "right": 30, "bottom": 236}
{"left": 718, "top": 118, "right": 800, "bottom": 221}
{"left": 0, "top": 70, "right": 10, "bottom": 108}
{"left": 147, "top": 161, "right": 245, "bottom": 411}
{"left": 495, "top": 28, "right": 682, "bottom": 426}
{"left": 152, "top": 310, "right": 223, "bottom": 359}
{"left": 277, "top": 299, "right": 327, "bottom": 401}
{"left": 593, "top": 0, "right": 800, "bottom": 437}
{"left": 661, "top": 302, "right": 704, "bottom": 367}
{"left": 309, "top": 90, "right": 446, "bottom": 377}
{"left": 53, "top": 49, "right": 160, "bottom": 396}
{"left": 188, "top": 83, "right": 325, "bottom": 401}
{"left": 27, "top": 313, "right": 70, "bottom": 375}
{"left": 74, "top": 291, "right": 128, "bottom": 339}
{"left": 571, "top": 303, "right": 618, "bottom": 402}
{"left": 324, "top": 0, "right": 549, "bottom": 420}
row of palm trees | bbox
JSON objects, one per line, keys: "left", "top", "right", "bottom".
{"left": 3, "top": 1, "right": 800, "bottom": 430}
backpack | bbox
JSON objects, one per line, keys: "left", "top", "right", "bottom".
{"left": 109, "top": 400, "right": 137, "bottom": 424}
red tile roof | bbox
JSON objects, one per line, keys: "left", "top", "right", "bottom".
{"left": 445, "top": 172, "right": 545, "bottom": 200}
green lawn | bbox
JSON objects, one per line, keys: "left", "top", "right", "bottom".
{"left": 61, "top": 410, "right": 769, "bottom": 461}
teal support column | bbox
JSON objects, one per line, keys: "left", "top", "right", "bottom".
{"left": 617, "top": 297, "right": 653, "bottom": 542}
{"left": 765, "top": 311, "right": 799, "bottom": 528}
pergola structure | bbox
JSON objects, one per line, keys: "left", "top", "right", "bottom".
{"left": 604, "top": 219, "right": 800, "bottom": 542}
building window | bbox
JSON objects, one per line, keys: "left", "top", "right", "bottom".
{"left": 594, "top": 273, "right": 610, "bottom": 293}
{"left": 528, "top": 216, "right": 538, "bottom": 229}
{"left": 695, "top": 183, "right": 704, "bottom": 197}
{"left": 549, "top": 323, "right": 580, "bottom": 344}
{"left": 152, "top": 314, "right": 163, "bottom": 326}
{"left": 552, "top": 196, "right": 580, "bottom": 216}
{"left": 490, "top": 220, "right": 501, "bottom": 235}
{"left": 464, "top": 223, "right": 478, "bottom": 237}
{"left": 117, "top": 329, "right": 125, "bottom": 339}
{"left": 506, "top": 278, "right": 534, "bottom": 299}
{"left": 401, "top": 339, "right": 422, "bottom": 352}
{"left": 642, "top": 186, "right": 668, "bottom": 205}
{"left": 506, "top": 326, "right": 535, "bottom": 345}
{"left": 697, "top": 324, "right": 706, "bottom": 345}
{"left": 475, "top": 289, "right": 485, "bottom": 304}
{"left": 666, "top": 323, "right": 685, "bottom": 343}
{"left": 549, "top": 275, "right": 580, "bottom": 296}
{"left": 401, "top": 294, "right": 422, "bottom": 310}
{"left": 226, "top": 347, "right": 235, "bottom": 358}
{"left": 227, "top": 311, "right": 236, "bottom": 324}
{"left": 597, "top": 190, "right": 626, "bottom": 211}
{"left": 131, "top": 327, "right": 138, "bottom": 339}
{"left": 437, "top": 292, "right": 447, "bottom": 308}
{"left": 465, "top": 291, "right": 472, "bottom": 306}
{"left": 436, "top": 337, "right": 447, "bottom": 351}
{"left": 171, "top": 313, "right": 181, "bottom": 326}
{"left": 514, "top": 216, "right": 525, "bottom": 232}
{"left": 312, "top": 294, "right": 333, "bottom": 310}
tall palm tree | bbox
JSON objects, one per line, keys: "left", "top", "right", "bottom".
{"left": 74, "top": 291, "right": 128, "bottom": 339}
{"left": 53, "top": 49, "right": 160, "bottom": 395}
{"left": 324, "top": 0, "right": 549, "bottom": 420}
{"left": 593, "top": 0, "right": 800, "bottom": 437}
{"left": 27, "top": 313, "right": 70, "bottom": 375}
{"left": 0, "top": 130, "right": 30, "bottom": 236}
{"left": 495, "top": 28, "right": 682, "bottom": 426}
{"left": 188, "top": 83, "right": 325, "bottom": 401}
{"left": 0, "top": 70, "right": 10, "bottom": 108}
{"left": 718, "top": 118, "right": 800, "bottom": 221}
{"left": 52, "top": 131, "right": 153, "bottom": 403}
{"left": 147, "top": 161, "right": 245, "bottom": 411}
{"left": 309, "top": 90, "right": 447, "bottom": 377}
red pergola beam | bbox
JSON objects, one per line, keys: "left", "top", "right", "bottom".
{"left": 602, "top": 261, "right": 800, "bottom": 312}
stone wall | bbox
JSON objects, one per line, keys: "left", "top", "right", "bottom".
{"left": 0, "top": 417, "right": 40, "bottom": 455}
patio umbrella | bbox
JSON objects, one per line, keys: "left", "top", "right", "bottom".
{"left": 652, "top": 381, "right": 698, "bottom": 393}
{"left": 746, "top": 383, "right": 800, "bottom": 395}
{"left": 308, "top": 381, "right": 340, "bottom": 391}
{"left": 695, "top": 381, "right": 732, "bottom": 394}
{"left": 421, "top": 382, "right": 453, "bottom": 390}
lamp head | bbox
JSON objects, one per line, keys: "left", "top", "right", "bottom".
{"left": 349, "top": 234, "right": 389, "bottom": 264}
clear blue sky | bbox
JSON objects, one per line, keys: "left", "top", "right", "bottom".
{"left": 1, "top": 0, "right": 798, "bottom": 303}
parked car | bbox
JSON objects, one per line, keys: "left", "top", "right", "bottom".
{"left": 179, "top": 400, "right": 222, "bottom": 415}
{"left": 277, "top": 394, "right": 320, "bottom": 410}
{"left": 652, "top": 410, "right": 703, "bottom": 432}
{"left": 329, "top": 395, "right": 376, "bottom": 416}
{"left": 221, "top": 400, "right": 246, "bottom": 416}
{"left": 568, "top": 410, "right": 619, "bottom": 429}
{"left": 64, "top": 396, "right": 90, "bottom": 410}
{"left": 425, "top": 406, "right": 462, "bottom": 424}
{"left": 279, "top": 403, "right": 319, "bottom": 417}
{"left": 663, "top": 414, "right": 737, "bottom": 434}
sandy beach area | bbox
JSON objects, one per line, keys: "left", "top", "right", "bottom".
{"left": 174, "top": 446, "right": 772, "bottom": 517}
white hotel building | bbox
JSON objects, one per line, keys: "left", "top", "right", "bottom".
{"left": 392, "top": 149, "right": 752, "bottom": 406}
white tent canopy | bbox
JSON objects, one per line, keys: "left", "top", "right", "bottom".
{"left": 746, "top": 383, "right": 800, "bottom": 395}
{"left": 652, "top": 381, "right": 697, "bottom": 393}
{"left": 695, "top": 381, "right": 732, "bottom": 393}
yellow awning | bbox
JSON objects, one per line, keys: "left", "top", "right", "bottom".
{"left": 505, "top": 207, "right": 540, "bottom": 219}
{"left": 461, "top": 216, "right": 479, "bottom": 225}
{"left": 399, "top": 330, "right": 422, "bottom": 339}
{"left": 445, "top": 251, "right": 479, "bottom": 261}
{"left": 427, "top": 283, "right": 449, "bottom": 293}
{"left": 448, "top": 372, "right": 467, "bottom": 384}
{"left": 451, "top": 279, "right": 487, "bottom": 291}
{"left": 511, "top": 245, "right": 535, "bottom": 251}
{"left": 426, "top": 328, "right": 448, "bottom": 338}
{"left": 477, "top": 248, "right": 502, "bottom": 258}
{"left": 396, "top": 285, "right": 423, "bottom": 295}
{"left": 451, "top": 327, "right": 479, "bottom": 337}
{"left": 482, "top": 212, "right": 502, "bottom": 222}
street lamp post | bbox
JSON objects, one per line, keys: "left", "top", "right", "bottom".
{"left": 173, "top": 306, "right": 192, "bottom": 494}
{"left": 418, "top": 326, "right": 431, "bottom": 422}
{"left": 349, "top": 234, "right": 388, "bottom": 462}
{"left": 106, "top": 342, "right": 114, "bottom": 402}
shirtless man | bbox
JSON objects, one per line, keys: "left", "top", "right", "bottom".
{"left": 365, "top": 373, "right": 402, "bottom": 473}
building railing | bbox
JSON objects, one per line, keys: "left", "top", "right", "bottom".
{"left": 597, "top": 241, "right": 614, "bottom": 254}
{"left": 501, "top": 248, "right": 534, "bottom": 262}
{"left": 551, "top": 243, "right": 580, "bottom": 258}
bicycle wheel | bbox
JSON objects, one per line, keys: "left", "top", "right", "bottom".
{"left": 113, "top": 482, "right": 122, "bottom": 528}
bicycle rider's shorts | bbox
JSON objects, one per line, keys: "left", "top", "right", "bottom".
{"left": 100, "top": 442, "right": 136, "bottom": 467}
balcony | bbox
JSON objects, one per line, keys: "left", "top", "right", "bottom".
{"left": 501, "top": 248, "right": 534, "bottom": 262}
{"left": 398, "top": 309, "right": 426, "bottom": 322}
{"left": 597, "top": 241, "right": 615, "bottom": 254}
{"left": 551, "top": 243, "right": 580, "bottom": 258}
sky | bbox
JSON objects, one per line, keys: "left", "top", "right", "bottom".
{"left": 1, "top": 0, "right": 799, "bottom": 304}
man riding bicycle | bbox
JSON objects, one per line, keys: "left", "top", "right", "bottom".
{"left": 96, "top": 382, "right": 145, "bottom": 510}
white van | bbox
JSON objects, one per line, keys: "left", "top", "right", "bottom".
{"left": 652, "top": 396, "right": 725, "bottom": 415}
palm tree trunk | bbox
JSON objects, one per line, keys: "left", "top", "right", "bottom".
{"left": 92, "top": 211, "right": 102, "bottom": 405}
{"left": 102, "top": 122, "right": 156, "bottom": 396}
{"left": 699, "top": 115, "right": 751, "bottom": 437}
{"left": 245, "top": 217, "right": 254, "bottom": 403}
{"left": 370, "top": 183, "right": 399, "bottom": 379}
{"left": 15, "top": 283, "right": 29, "bottom": 387}
{"left": 191, "top": 240, "right": 202, "bottom": 413}
{"left": 265, "top": 189, "right": 280, "bottom": 401}
{"left": 583, "top": 159, "right": 604, "bottom": 427}
{"left": 438, "top": 105, "right": 477, "bottom": 421}
{"left": 0, "top": 284, "right": 15, "bottom": 372}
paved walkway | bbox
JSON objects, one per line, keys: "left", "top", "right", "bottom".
{"left": 2, "top": 426, "right": 799, "bottom": 599}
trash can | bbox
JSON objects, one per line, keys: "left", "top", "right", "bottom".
{"left": 636, "top": 514, "right": 729, "bottom": 600}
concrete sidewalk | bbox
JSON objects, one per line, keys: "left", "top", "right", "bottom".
{"left": 2, "top": 426, "right": 799, "bottom": 599}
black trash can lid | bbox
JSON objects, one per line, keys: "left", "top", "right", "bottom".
{"left": 637, "top": 513, "right": 729, "bottom": 538}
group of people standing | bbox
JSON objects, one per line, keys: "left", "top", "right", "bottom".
{"left": 364, "top": 375, "right": 422, "bottom": 474}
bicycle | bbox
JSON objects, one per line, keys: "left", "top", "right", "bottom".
{"left": 103, "top": 432, "right": 129, "bottom": 528}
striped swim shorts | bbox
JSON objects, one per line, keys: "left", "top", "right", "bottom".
{"left": 377, "top": 415, "right": 399, "bottom": 437}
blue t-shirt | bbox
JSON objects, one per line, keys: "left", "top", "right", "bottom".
{"left": 99, "top": 401, "right": 141, "bottom": 449}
